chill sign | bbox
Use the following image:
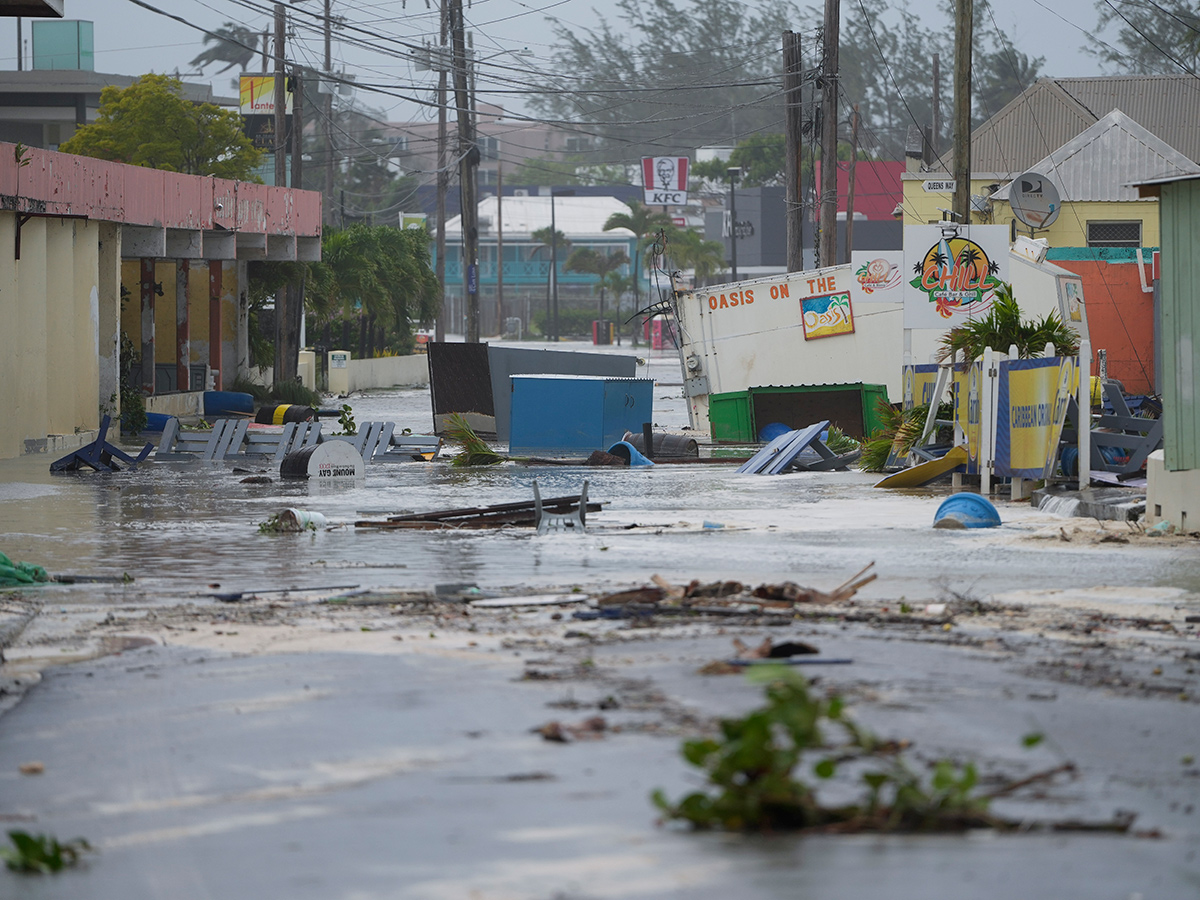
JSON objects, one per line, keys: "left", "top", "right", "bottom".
{"left": 642, "top": 157, "right": 689, "bottom": 206}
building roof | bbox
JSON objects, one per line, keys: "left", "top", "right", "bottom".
{"left": 446, "top": 195, "right": 635, "bottom": 240}
{"left": 813, "top": 160, "right": 903, "bottom": 220}
{"left": 0, "top": 70, "right": 236, "bottom": 106}
{"left": 0, "top": 1, "right": 63, "bottom": 16}
{"left": 945, "top": 75, "right": 1200, "bottom": 176}
{"left": 991, "top": 109, "right": 1200, "bottom": 203}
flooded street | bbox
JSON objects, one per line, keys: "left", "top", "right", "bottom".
{"left": 2, "top": 341, "right": 1199, "bottom": 898}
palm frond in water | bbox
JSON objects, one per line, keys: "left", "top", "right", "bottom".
{"left": 445, "top": 413, "right": 507, "bottom": 467}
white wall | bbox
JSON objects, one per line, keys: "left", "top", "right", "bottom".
{"left": 345, "top": 355, "right": 430, "bottom": 392}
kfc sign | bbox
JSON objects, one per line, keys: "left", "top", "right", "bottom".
{"left": 642, "top": 156, "right": 689, "bottom": 206}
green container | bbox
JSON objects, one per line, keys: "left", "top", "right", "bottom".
{"left": 708, "top": 383, "right": 890, "bottom": 442}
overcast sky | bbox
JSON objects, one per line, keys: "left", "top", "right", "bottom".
{"left": 0, "top": 0, "right": 1118, "bottom": 125}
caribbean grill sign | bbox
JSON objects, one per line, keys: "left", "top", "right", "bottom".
{"left": 902, "top": 225, "right": 1009, "bottom": 329}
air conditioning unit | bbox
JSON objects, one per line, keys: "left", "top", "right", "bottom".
{"left": 513, "top": 189, "right": 529, "bottom": 197}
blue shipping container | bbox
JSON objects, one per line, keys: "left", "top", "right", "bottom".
{"left": 509, "top": 375, "right": 655, "bottom": 455}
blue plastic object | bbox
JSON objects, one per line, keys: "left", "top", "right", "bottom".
{"left": 203, "top": 390, "right": 254, "bottom": 417}
{"left": 933, "top": 493, "right": 1001, "bottom": 529}
{"left": 606, "top": 440, "right": 655, "bottom": 467}
{"left": 757, "top": 422, "right": 791, "bottom": 443}
{"left": 143, "top": 412, "right": 172, "bottom": 433}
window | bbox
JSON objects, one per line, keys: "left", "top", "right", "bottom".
{"left": 476, "top": 136, "right": 499, "bottom": 160}
{"left": 565, "top": 136, "right": 592, "bottom": 153}
{"left": 1087, "top": 220, "right": 1141, "bottom": 248}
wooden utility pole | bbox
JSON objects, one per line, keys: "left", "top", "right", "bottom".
{"left": 449, "top": 0, "right": 480, "bottom": 342}
{"left": 931, "top": 52, "right": 941, "bottom": 160}
{"left": 783, "top": 30, "right": 804, "bottom": 273}
{"left": 273, "top": 4, "right": 287, "bottom": 189}
{"left": 434, "top": 0, "right": 448, "bottom": 342}
{"left": 952, "top": 0, "right": 973, "bottom": 225}
{"left": 324, "top": 0, "right": 335, "bottom": 227}
{"left": 496, "top": 161, "right": 504, "bottom": 335}
{"left": 818, "top": 0, "right": 840, "bottom": 268}
{"left": 844, "top": 105, "right": 858, "bottom": 265}
{"left": 273, "top": 2, "right": 287, "bottom": 386}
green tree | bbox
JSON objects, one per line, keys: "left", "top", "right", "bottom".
{"left": 566, "top": 247, "right": 630, "bottom": 324}
{"left": 665, "top": 226, "right": 727, "bottom": 284}
{"left": 59, "top": 74, "right": 261, "bottom": 180}
{"left": 530, "top": 226, "right": 572, "bottom": 337}
{"left": 532, "top": 0, "right": 802, "bottom": 157}
{"left": 1088, "top": 0, "right": 1200, "bottom": 74}
{"left": 306, "top": 225, "right": 440, "bottom": 356}
{"left": 692, "top": 133, "right": 791, "bottom": 187}
{"left": 189, "top": 22, "right": 259, "bottom": 74}
{"left": 603, "top": 200, "right": 671, "bottom": 343}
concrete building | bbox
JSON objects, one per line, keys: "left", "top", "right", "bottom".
{"left": 0, "top": 69, "right": 235, "bottom": 151}
{"left": 0, "top": 141, "right": 321, "bottom": 461}
{"left": 441, "top": 194, "right": 637, "bottom": 336}
{"left": 898, "top": 77, "right": 1200, "bottom": 395}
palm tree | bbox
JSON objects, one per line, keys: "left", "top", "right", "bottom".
{"left": 189, "top": 23, "right": 260, "bottom": 75}
{"left": 603, "top": 200, "right": 671, "bottom": 345}
{"left": 531, "top": 226, "right": 571, "bottom": 338}
{"left": 665, "top": 226, "right": 726, "bottom": 286}
{"left": 566, "top": 247, "right": 630, "bottom": 328}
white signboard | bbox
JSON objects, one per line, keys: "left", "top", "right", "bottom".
{"left": 922, "top": 180, "right": 956, "bottom": 193}
{"left": 642, "top": 156, "right": 689, "bottom": 206}
{"left": 902, "top": 224, "right": 1010, "bottom": 329}
{"left": 850, "top": 250, "right": 905, "bottom": 305}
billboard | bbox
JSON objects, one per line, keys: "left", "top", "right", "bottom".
{"left": 642, "top": 156, "right": 689, "bottom": 206}
{"left": 903, "top": 224, "right": 1010, "bottom": 329}
{"left": 850, "top": 250, "right": 904, "bottom": 305}
{"left": 240, "top": 75, "right": 293, "bottom": 151}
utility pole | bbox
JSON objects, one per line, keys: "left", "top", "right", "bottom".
{"left": 728, "top": 168, "right": 740, "bottom": 282}
{"left": 324, "top": 0, "right": 335, "bottom": 227}
{"left": 449, "top": 0, "right": 480, "bottom": 342}
{"left": 434, "top": 0, "right": 448, "bottom": 342}
{"left": 844, "top": 105, "right": 858, "bottom": 264}
{"left": 952, "top": 0, "right": 973, "bottom": 225}
{"left": 261, "top": 27, "right": 268, "bottom": 73}
{"left": 273, "top": 2, "right": 287, "bottom": 386}
{"left": 16, "top": 18, "right": 22, "bottom": 71}
{"left": 496, "top": 161, "right": 504, "bottom": 336}
{"left": 818, "top": 0, "right": 840, "bottom": 269}
{"left": 931, "top": 52, "right": 941, "bottom": 160}
{"left": 274, "top": 5, "right": 287, "bottom": 189}
{"left": 783, "top": 30, "right": 804, "bottom": 273}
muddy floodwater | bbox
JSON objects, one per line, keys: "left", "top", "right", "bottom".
{"left": 1, "top": 344, "right": 1197, "bottom": 604}
{"left": 2, "top": 342, "right": 1200, "bottom": 899}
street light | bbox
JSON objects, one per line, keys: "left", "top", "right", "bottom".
{"left": 550, "top": 189, "right": 575, "bottom": 342}
{"left": 727, "top": 166, "right": 741, "bottom": 282}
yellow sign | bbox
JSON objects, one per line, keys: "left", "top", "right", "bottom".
{"left": 953, "top": 362, "right": 982, "bottom": 469}
{"left": 902, "top": 365, "right": 940, "bottom": 411}
{"left": 999, "top": 357, "right": 1078, "bottom": 478}
{"left": 239, "top": 75, "right": 292, "bottom": 115}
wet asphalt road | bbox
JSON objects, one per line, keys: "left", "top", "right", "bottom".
{"left": 1, "top": 342, "right": 1199, "bottom": 897}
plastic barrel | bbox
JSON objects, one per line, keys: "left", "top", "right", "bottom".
{"left": 606, "top": 440, "right": 655, "bottom": 467}
{"left": 203, "top": 391, "right": 254, "bottom": 417}
{"left": 280, "top": 441, "right": 365, "bottom": 480}
{"left": 142, "top": 412, "right": 172, "bottom": 433}
{"left": 757, "top": 422, "right": 792, "bottom": 443}
{"left": 255, "top": 403, "right": 314, "bottom": 425}
{"left": 933, "top": 494, "right": 1001, "bottom": 529}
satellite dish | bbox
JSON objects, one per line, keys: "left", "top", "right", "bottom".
{"left": 1009, "top": 171, "right": 1061, "bottom": 229}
